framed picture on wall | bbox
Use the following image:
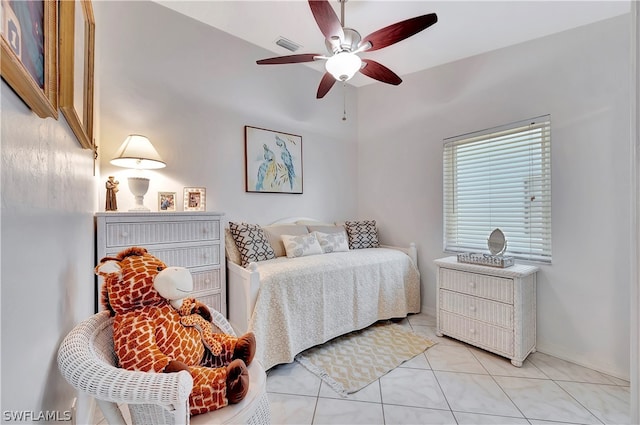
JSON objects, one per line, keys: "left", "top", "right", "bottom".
{"left": 0, "top": 0, "right": 58, "bottom": 118}
{"left": 158, "top": 192, "right": 176, "bottom": 212}
{"left": 59, "top": 0, "right": 95, "bottom": 149}
{"left": 245, "top": 126, "right": 303, "bottom": 194}
{"left": 183, "top": 187, "right": 205, "bottom": 211}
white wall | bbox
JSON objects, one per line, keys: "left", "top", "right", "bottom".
{"left": 631, "top": 2, "right": 639, "bottom": 421}
{"left": 0, "top": 0, "right": 633, "bottom": 420}
{"left": 94, "top": 1, "right": 359, "bottom": 225}
{"left": 357, "top": 15, "right": 631, "bottom": 378}
{"left": 1, "top": 85, "right": 97, "bottom": 417}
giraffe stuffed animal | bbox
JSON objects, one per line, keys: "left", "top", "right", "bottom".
{"left": 95, "top": 247, "right": 256, "bottom": 415}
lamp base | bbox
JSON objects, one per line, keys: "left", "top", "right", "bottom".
{"left": 128, "top": 177, "right": 150, "bottom": 212}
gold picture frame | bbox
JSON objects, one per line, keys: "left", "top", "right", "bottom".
{"left": 183, "top": 187, "right": 206, "bottom": 212}
{"left": 59, "top": 0, "right": 95, "bottom": 149}
{"left": 0, "top": 0, "right": 58, "bottom": 118}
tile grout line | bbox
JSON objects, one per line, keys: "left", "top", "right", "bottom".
{"left": 410, "top": 318, "right": 458, "bottom": 422}
{"left": 403, "top": 319, "right": 460, "bottom": 424}
{"left": 551, "top": 378, "right": 607, "bottom": 425}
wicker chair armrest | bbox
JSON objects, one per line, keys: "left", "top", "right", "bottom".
{"left": 82, "top": 366, "right": 193, "bottom": 408}
{"left": 58, "top": 308, "right": 236, "bottom": 416}
{"left": 58, "top": 312, "right": 193, "bottom": 410}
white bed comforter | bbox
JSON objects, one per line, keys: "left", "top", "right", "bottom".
{"left": 248, "top": 248, "right": 421, "bottom": 370}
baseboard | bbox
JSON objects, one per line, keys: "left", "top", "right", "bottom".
{"left": 534, "top": 344, "right": 629, "bottom": 382}
{"left": 420, "top": 305, "right": 437, "bottom": 318}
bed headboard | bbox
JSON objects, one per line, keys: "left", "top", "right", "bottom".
{"left": 268, "top": 217, "right": 332, "bottom": 226}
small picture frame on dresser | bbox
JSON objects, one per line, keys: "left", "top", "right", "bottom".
{"left": 184, "top": 187, "right": 206, "bottom": 211}
{"left": 158, "top": 192, "right": 176, "bottom": 212}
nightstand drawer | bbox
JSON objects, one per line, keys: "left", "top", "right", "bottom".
{"left": 440, "top": 310, "right": 514, "bottom": 357}
{"left": 105, "top": 220, "right": 220, "bottom": 247}
{"left": 439, "top": 268, "right": 513, "bottom": 303}
{"left": 439, "top": 289, "right": 513, "bottom": 328}
{"left": 192, "top": 269, "right": 221, "bottom": 293}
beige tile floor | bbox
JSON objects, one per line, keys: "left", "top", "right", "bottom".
{"left": 265, "top": 313, "right": 630, "bottom": 425}
{"left": 95, "top": 312, "right": 630, "bottom": 424}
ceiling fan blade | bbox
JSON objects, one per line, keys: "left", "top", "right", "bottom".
{"left": 317, "top": 72, "right": 337, "bottom": 98}
{"left": 308, "top": 0, "right": 344, "bottom": 42}
{"left": 360, "top": 13, "right": 437, "bottom": 52}
{"left": 256, "top": 54, "right": 322, "bottom": 65}
{"left": 360, "top": 59, "right": 402, "bottom": 85}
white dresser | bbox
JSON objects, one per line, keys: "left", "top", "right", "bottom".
{"left": 434, "top": 256, "right": 538, "bottom": 366}
{"left": 95, "top": 212, "right": 226, "bottom": 316}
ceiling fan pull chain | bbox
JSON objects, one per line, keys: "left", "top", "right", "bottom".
{"left": 342, "top": 81, "right": 347, "bottom": 121}
{"left": 340, "top": 0, "right": 346, "bottom": 28}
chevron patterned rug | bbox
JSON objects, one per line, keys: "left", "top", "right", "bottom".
{"left": 295, "top": 321, "right": 436, "bottom": 396}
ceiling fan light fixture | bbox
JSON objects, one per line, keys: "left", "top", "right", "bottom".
{"left": 325, "top": 52, "right": 362, "bottom": 81}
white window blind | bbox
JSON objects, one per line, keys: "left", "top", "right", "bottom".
{"left": 443, "top": 116, "right": 552, "bottom": 263}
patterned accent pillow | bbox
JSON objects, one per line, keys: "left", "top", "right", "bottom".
{"left": 224, "top": 227, "right": 242, "bottom": 265}
{"left": 344, "top": 220, "right": 380, "bottom": 249}
{"left": 228, "top": 222, "right": 276, "bottom": 267}
{"left": 313, "top": 230, "right": 349, "bottom": 253}
{"left": 280, "top": 233, "right": 323, "bottom": 258}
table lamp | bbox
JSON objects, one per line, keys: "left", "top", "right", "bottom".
{"left": 110, "top": 134, "right": 166, "bottom": 211}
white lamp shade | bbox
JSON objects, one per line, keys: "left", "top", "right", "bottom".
{"left": 110, "top": 134, "right": 166, "bottom": 169}
{"left": 325, "top": 52, "right": 362, "bottom": 81}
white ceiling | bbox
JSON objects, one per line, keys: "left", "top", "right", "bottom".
{"left": 155, "top": 0, "right": 630, "bottom": 87}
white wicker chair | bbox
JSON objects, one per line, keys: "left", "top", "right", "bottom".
{"left": 57, "top": 310, "right": 270, "bottom": 425}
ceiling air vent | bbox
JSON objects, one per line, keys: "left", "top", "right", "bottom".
{"left": 275, "top": 37, "right": 301, "bottom": 52}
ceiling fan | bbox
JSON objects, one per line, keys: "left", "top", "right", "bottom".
{"left": 256, "top": 0, "right": 438, "bottom": 99}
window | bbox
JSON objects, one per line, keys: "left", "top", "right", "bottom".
{"left": 443, "top": 116, "right": 552, "bottom": 263}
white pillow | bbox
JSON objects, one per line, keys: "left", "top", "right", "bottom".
{"left": 313, "top": 230, "right": 350, "bottom": 254}
{"left": 262, "top": 224, "right": 309, "bottom": 257}
{"left": 281, "top": 233, "right": 323, "bottom": 258}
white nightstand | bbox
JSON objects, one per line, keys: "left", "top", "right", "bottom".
{"left": 95, "top": 212, "right": 226, "bottom": 315}
{"left": 434, "top": 256, "right": 538, "bottom": 367}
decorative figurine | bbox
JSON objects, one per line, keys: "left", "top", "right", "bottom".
{"left": 105, "top": 176, "right": 119, "bottom": 211}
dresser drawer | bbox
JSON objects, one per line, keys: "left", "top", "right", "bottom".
{"left": 105, "top": 220, "right": 220, "bottom": 247}
{"left": 106, "top": 245, "right": 220, "bottom": 268}
{"left": 192, "top": 269, "right": 221, "bottom": 293}
{"left": 439, "top": 289, "right": 513, "bottom": 328}
{"left": 439, "top": 268, "right": 513, "bottom": 303}
{"left": 440, "top": 310, "right": 514, "bottom": 357}
{"left": 195, "top": 292, "right": 222, "bottom": 314}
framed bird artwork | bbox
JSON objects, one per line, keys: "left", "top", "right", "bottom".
{"left": 245, "top": 126, "right": 303, "bottom": 194}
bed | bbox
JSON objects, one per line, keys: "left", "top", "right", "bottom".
{"left": 225, "top": 219, "right": 421, "bottom": 370}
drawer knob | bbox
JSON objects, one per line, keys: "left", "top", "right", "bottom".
{"left": 203, "top": 252, "right": 210, "bottom": 258}
{"left": 205, "top": 278, "right": 211, "bottom": 284}
{"left": 203, "top": 227, "right": 210, "bottom": 234}
{"left": 469, "top": 328, "right": 476, "bottom": 334}
{"left": 121, "top": 231, "right": 129, "bottom": 238}
{"left": 469, "top": 282, "right": 476, "bottom": 288}
{"left": 469, "top": 305, "right": 476, "bottom": 312}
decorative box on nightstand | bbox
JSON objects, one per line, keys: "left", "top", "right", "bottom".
{"left": 95, "top": 212, "right": 226, "bottom": 316}
{"left": 434, "top": 256, "right": 538, "bottom": 367}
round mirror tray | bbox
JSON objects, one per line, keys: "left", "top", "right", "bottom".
{"left": 488, "top": 228, "right": 507, "bottom": 255}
